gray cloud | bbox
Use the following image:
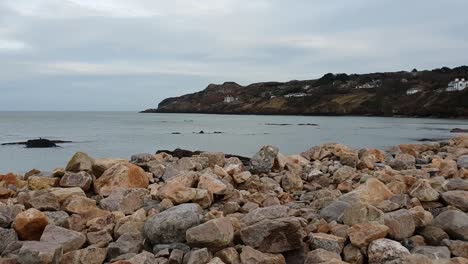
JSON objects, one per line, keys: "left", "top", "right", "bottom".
{"left": 0, "top": 0, "right": 467, "bottom": 110}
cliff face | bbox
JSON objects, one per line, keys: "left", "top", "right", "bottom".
{"left": 142, "top": 66, "right": 468, "bottom": 117}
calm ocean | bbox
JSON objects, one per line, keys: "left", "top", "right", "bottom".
{"left": 0, "top": 111, "right": 467, "bottom": 173}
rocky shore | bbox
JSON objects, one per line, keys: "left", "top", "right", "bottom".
{"left": 0, "top": 136, "right": 467, "bottom": 264}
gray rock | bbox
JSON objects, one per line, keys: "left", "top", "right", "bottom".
{"left": 0, "top": 204, "right": 24, "bottom": 228}
{"left": 107, "top": 232, "right": 144, "bottom": 261}
{"left": 130, "top": 153, "right": 155, "bottom": 164}
{"left": 411, "top": 246, "right": 451, "bottom": 259}
{"left": 250, "top": 145, "right": 279, "bottom": 174}
{"left": 442, "top": 239, "right": 468, "bottom": 258}
{"left": 40, "top": 224, "right": 86, "bottom": 253}
{"left": 184, "top": 248, "right": 212, "bottom": 264}
{"left": 441, "top": 190, "right": 468, "bottom": 212}
{"left": 332, "top": 165, "right": 355, "bottom": 183}
{"left": 368, "top": 238, "right": 410, "bottom": 264}
{"left": 30, "top": 193, "right": 60, "bottom": 211}
{"left": 384, "top": 209, "right": 416, "bottom": 240}
{"left": 308, "top": 233, "right": 345, "bottom": 255}
{"left": 241, "top": 205, "right": 289, "bottom": 226}
{"left": 59, "top": 171, "right": 93, "bottom": 191}
{"left": 0, "top": 227, "right": 18, "bottom": 253}
{"left": 100, "top": 188, "right": 149, "bottom": 215}
{"left": 419, "top": 226, "right": 449, "bottom": 246}
{"left": 66, "top": 152, "right": 94, "bottom": 172}
{"left": 240, "top": 217, "right": 306, "bottom": 253}
{"left": 186, "top": 217, "right": 234, "bottom": 249}
{"left": 319, "top": 201, "right": 351, "bottom": 222}
{"left": 433, "top": 210, "right": 468, "bottom": 240}
{"left": 342, "top": 202, "right": 384, "bottom": 226}
{"left": 445, "top": 178, "right": 468, "bottom": 191}
{"left": 152, "top": 243, "right": 190, "bottom": 255}
{"left": 144, "top": 203, "right": 202, "bottom": 244}
{"left": 18, "top": 241, "right": 63, "bottom": 264}
{"left": 43, "top": 211, "right": 68, "bottom": 227}
{"left": 457, "top": 155, "right": 468, "bottom": 168}
{"left": 304, "top": 248, "right": 341, "bottom": 264}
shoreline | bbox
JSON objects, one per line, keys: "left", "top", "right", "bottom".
{"left": 140, "top": 109, "right": 468, "bottom": 120}
{"left": 0, "top": 136, "right": 466, "bottom": 263}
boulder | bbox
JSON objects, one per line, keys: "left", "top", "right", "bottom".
{"left": 239, "top": 246, "right": 286, "bottom": 264}
{"left": 442, "top": 239, "right": 468, "bottom": 258}
{"left": 61, "top": 246, "right": 107, "bottom": 264}
{"left": 308, "top": 233, "right": 345, "bottom": 254}
{"left": 186, "top": 217, "right": 234, "bottom": 249}
{"left": 214, "top": 247, "right": 241, "bottom": 264}
{"left": 384, "top": 209, "right": 416, "bottom": 240}
{"left": 342, "top": 202, "right": 384, "bottom": 226}
{"left": 0, "top": 204, "right": 24, "bottom": 228}
{"left": 184, "top": 248, "right": 212, "bottom": 264}
{"left": 13, "top": 208, "right": 49, "bottom": 240}
{"left": 347, "top": 223, "right": 389, "bottom": 248}
{"left": 420, "top": 226, "right": 449, "bottom": 246}
{"left": 409, "top": 180, "right": 440, "bottom": 202}
{"left": 66, "top": 152, "right": 94, "bottom": 172}
{"left": 368, "top": 238, "right": 410, "bottom": 264}
{"left": 320, "top": 201, "right": 351, "bottom": 222}
{"left": 144, "top": 203, "right": 202, "bottom": 244}
{"left": 332, "top": 166, "right": 355, "bottom": 183}
{"left": 433, "top": 210, "right": 468, "bottom": 240}
{"left": 49, "top": 187, "right": 85, "bottom": 203}
{"left": 59, "top": 171, "right": 93, "bottom": 191}
{"left": 107, "top": 233, "right": 144, "bottom": 261}
{"left": 441, "top": 191, "right": 468, "bottom": 212}
{"left": 18, "top": 241, "right": 63, "bottom": 264}
{"left": 343, "top": 244, "right": 364, "bottom": 264}
{"left": 28, "top": 176, "right": 59, "bottom": 190}
{"left": 30, "top": 192, "right": 60, "bottom": 211}
{"left": 250, "top": 145, "right": 279, "bottom": 174}
{"left": 411, "top": 246, "right": 451, "bottom": 259}
{"left": 200, "top": 152, "right": 226, "bottom": 167}
{"left": 353, "top": 178, "right": 394, "bottom": 205}
{"left": 93, "top": 163, "right": 149, "bottom": 196}
{"left": 240, "top": 217, "right": 306, "bottom": 253}
{"left": 92, "top": 158, "right": 127, "bottom": 177}
{"left": 281, "top": 172, "right": 303, "bottom": 192}
{"left": 0, "top": 227, "right": 18, "bottom": 253}
{"left": 198, "top": 172, "right": 228, "bottom": 195}
{"left": 100, "top": 188, "right": 149, "bottom": 215}
{"left": 241, "top": 205, "right": 289, "bottom": 226}
{"left": 458, "top": 155, "right": 468, "bottom": 169}
{"left": 40, "top": 224, "right": 85, "bottom": 253}
{"left": 62, "top": 195, "right": 97, "bottom": 214}
{"left": 304, "top": 249, "right": 341, "bottom": 264}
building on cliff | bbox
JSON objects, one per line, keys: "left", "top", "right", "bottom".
{"left": 223, "top": 95, "right": 238, "bottom": 103}
{"left": 406, "top": 87, "right": 422, "bottom": 95}
{"left": 447, "top": 78, "right": 468, "bottom": 91}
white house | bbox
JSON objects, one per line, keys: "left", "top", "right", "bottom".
{"left": 406, "top": 87, "right": 422, "bottom": 95}
{"left": 447, "top": 78, "right": 468, "bottom": 92}
{"left": 223, "top": 95, "right": 238, "bottom": 103}
{"left": 284, "top": 93, "right": 307, "bottom": 98}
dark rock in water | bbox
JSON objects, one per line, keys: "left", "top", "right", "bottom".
{"left": 156, "top": 148, "right": 250, "bottom": 165}
{"left": 265, "top": 123, "right": 318, "bottom": 126}
{"left": 450, "top": 128, "right": 468, "bottom": 133}
{"left": 26, "top": 139, "right": 57, "bottom": 148}
{"left": 417, "top": 138, "right": 447, "bottom": 142}
{"left": 171, "top": 132, "right": 181, "bottom": 135}
{"left": 1, "top": 138, "right": 72, "bottom": 148}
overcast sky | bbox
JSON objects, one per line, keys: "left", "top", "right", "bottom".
{"left": 1, "top": 0, "right": 467, "bottom": 111}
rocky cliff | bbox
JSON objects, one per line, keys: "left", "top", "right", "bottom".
{"left": 142, "top": 66, "right": 468, "bottom": 118}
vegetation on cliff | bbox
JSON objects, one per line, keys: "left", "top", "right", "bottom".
{"left": 143, "top": 66, "right": 468, "bottom": 117}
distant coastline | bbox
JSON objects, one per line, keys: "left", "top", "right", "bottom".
{"left": 142, "top": 66, "right": 468, "bottom": 118}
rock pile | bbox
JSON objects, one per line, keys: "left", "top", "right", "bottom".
{"left": 0, "top": 136, "right": 467, "bottom": 264}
